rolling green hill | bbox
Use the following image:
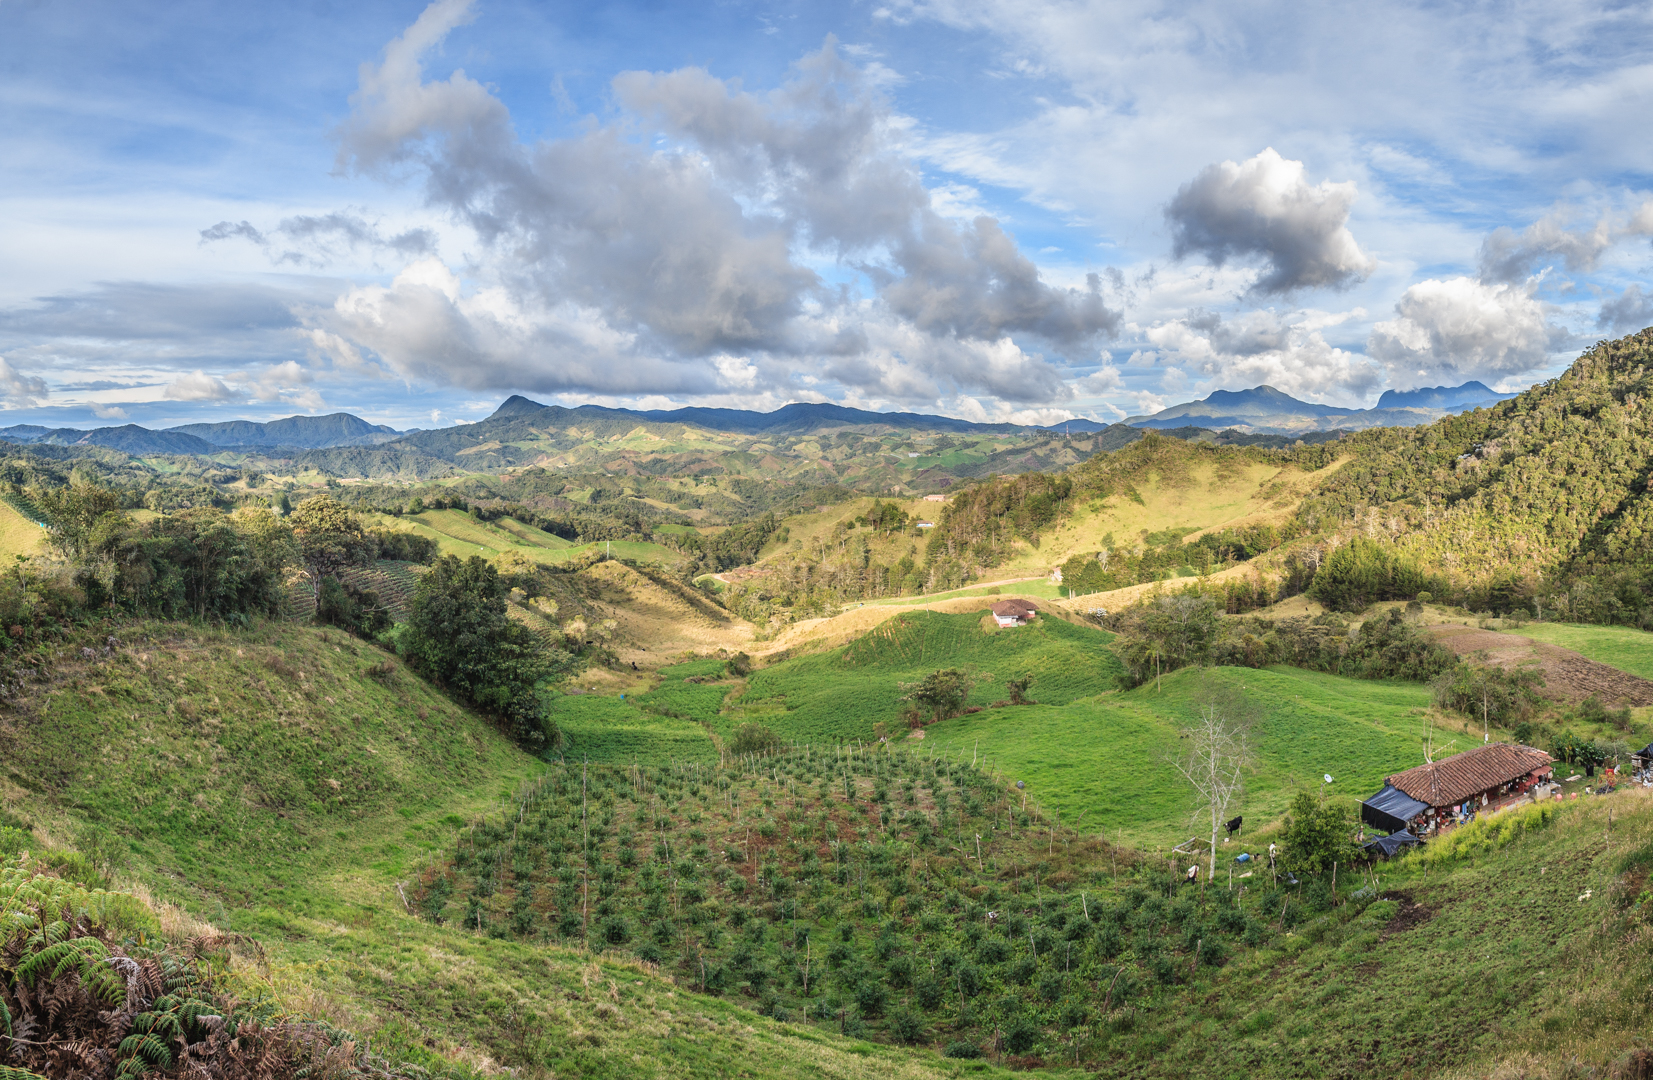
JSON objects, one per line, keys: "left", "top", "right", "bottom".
{"left": 732, "top": 611, "right": 1123, "bottom": 745}
{"left": 924, "top": 664, "right": 1437, "bottom": 847}
{"left": 0, "top": 621, "right": 1031, "bottom": 1080}
{"left": 0, "top": 620, "right": 540, "bottom": 905}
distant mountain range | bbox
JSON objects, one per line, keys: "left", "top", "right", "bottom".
{"left": 170, "top": 413, "right": 400, "bottom": 449}
{"left": 486, "top": 395, "right": 1073, "bottom": 435}
{"left": 0, "top": 413, "right": 403, "bottom": 456}
{"left": 1124, "top": 381, "right": 1515, "bottom": 434}
{"left": 0, "top": 382, "right": 1513, "bottom": 464}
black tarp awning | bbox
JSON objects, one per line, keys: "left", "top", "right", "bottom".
{"left": 1362, "top": 831, "right": 1421, "bottom": 859}
{"left": 1636, "top": 743, "right": 1653, "bottom": 761}
{"left": 1362, "top": 784, "right": 1429, "bottom": 833}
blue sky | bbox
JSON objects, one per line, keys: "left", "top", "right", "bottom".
{"left": 2, "top": 0, "right": 1651, "bottom": 431}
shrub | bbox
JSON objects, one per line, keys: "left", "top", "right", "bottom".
{"left": 1003, "top": 1017, "right": 1041, "bottom": 1055}
{"left": 1037, "top": 972, "right": 1065, "bottom": 1003}
{"left": 889, "top": 1007, "right": 925, "bottom": 1043}
{"left": 943, "top": 1041, "right": 982, "bottom": 1059}
{"left": 853, "top": 979, "right": 887, "bottom": 1015}
{"left": 1281, "top": 792, "right": 1360, "bottom": 875}
{"left": 730, "top": 723, "right": 784, "bottom": 757}
{"left": 1432, "top": 663, "right": 1546, "bottom": 729}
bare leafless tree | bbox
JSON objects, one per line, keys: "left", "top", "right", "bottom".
{"left": 1173, "top": 691, "right": 1254, "bottom": 881}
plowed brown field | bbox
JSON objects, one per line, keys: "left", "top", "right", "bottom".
{"left": 1426, "top": 623, "right": 1653, "bottom": 706}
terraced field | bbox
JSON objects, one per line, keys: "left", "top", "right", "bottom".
{"left": 337, "top": 559, "right": 425, "bottom": 620}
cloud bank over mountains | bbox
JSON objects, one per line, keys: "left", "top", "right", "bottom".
{"left": 2, "top": 0, "right": 1652, "bottom": 428}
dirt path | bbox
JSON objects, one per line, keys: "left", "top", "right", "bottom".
{"left": 1425, "top": 623, "right": 1653, "bottom": 706}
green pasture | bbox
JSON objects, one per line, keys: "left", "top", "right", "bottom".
{"left": 923, "top": 664, "right": 1435, "bottom": 848}
{"left": 732, "top": 611, "right": 1121, "bottom": 745}
{"left": 0, "top": 497, "right": 48, "bottom": 559}
{"left": 1503, "top": 621, "right": 1653, "bottom": 680}
{"left": 551, "top": 692, "right": 719, "bottom": 764}
{"left": 490, "top": 515, "right": 576, "bottom": 549}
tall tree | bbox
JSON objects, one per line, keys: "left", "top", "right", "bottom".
{"left": 1173, "top": 692, "right": 1253, "bottom": 882}
{"left": 288, "top": 494, "right": 373, "bottom": 600}
{"left": 402, "top": 555, "right": 557, "bottom": 751}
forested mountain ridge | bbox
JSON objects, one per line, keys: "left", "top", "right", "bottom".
{"left": 169, "top": 411, "right": 401, "bottom": 448}
{"left": 1293, "top": 328, "right": 1653, "bottom": 617}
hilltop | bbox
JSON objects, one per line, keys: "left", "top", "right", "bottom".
{"left": 1294, "top": 326, "right": 1653, "bottom": 611}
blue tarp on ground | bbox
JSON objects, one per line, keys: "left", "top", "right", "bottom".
{"left": 1363, "top": 831, "right": 1421, "bottom": 858}
{"left": 1362, "top": 784, "right": 1430, "bottom": 833}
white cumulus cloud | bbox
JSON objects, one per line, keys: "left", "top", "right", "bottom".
{"left": 1367, "top": 277, "right": 1565, "bottom": 387}
{"left": 0, "top": 357, "right": 49, "bottom": 408}
{"left": 1166, "top": 148, "right": 1375, "bottom": 295}
{"left": 1139, "top": 307, "right": 1380, "bottom": 403}
{"left": 162, "top": 370, "right": 236, "bottom": 402}
{"left": 317, "top": 1, "right": 1116, "bottom": 407}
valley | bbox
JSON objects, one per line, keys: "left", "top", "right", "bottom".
{"left": 4, "top": 331, "right": 1653, "bottom": 1080}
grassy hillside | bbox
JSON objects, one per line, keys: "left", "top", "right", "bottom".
{"left": 925, "top": 665, "right": 1436, "bottom": 847}
{"left": 0, "top": 620, "right": 540, "bottom": 905}
{"left": 1020, "top": 452, "right": 1342, "bottom": 574}
{"left": 367, "top": 508, "right": 682, "bottom": 567}
{"left": 0, "top": 496, "right": 48, "bottom": 559}
{"left": 732, "top": 611, "right": 1123, "bottom": 745}
{"left": 0, "top": 621, "right": 1034, "bottom": 1080}
{"left": 555, "top": 691, "right": 722, "bottom": 764}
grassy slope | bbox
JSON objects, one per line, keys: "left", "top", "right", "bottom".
{"left": 0, "top": 621, "right": 1030, "bottom": 1080}
{"left": 737, "top": 610, "right": 1444, "bottom": 845}
{"left": 1000, "top": 457, "right": 1343, "bottom": 574}
{"left": 367, "top": 509, "right": 682, "bottom": 566}
{"left": 0, "top": 498, "right": 48, "bottom": 559}
{"left": 734, "top": 612, "right": 1122, "bottom": 746}
{"left": 926, "top": 665, "right": 1434, "bottom": 847}
{"left": 552, "top": 660, "right": 743, "bottom": 764}
{"left": 0, "top": 621, "right": 539, "bottom": 907}
{"left": 1120, "top": 790, "right": 1653, "bottom": 1080}
{"left": 1501, "top": 621, "right": 1653, "bottom": 680}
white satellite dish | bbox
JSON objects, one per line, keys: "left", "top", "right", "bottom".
{"left": 1323, "top": 774, "right": 1334, "bottom": 784}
